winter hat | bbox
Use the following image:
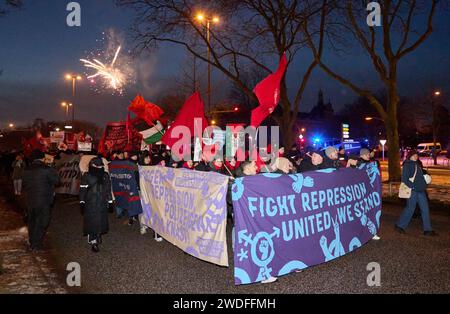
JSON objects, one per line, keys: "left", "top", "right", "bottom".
{"left": 89, "top": 157, "right": 104, "bottom": 168}
{"left": 360, "top": 148, "right": 371, "bottom": 157}
{"left": 324, "top": 146, "right": 338, "bottom": 159}
{"left": 406, "top": 149, "right": 418, "bottom": 160}
{"left": 31, "top": 149, "right": 45, "bottom": 160}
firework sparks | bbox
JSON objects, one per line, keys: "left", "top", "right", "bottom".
{"left": 80, "top": 46, "right": 126, "bottom": 92}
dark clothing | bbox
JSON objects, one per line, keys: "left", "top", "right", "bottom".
{"left": 298, "top": 157, "right": 322, "bottom": 172}
{"left": 79, "top": 172, "right": 113, "bottom": 236}
{"left": 321, "top": 155, "right": 341, "bottom": 169}
{"left": 401, "top": 160, "right": 427, "bottom": 192}
{"left": 27, "top": 206, "right": 51, "bottom": 250}
{"left": 356, "top": 158, "right": 370, "bottom": 168}
{"left": 22, "top": 160, "right": 59, "bottom": 249}
{"left": 195, "top": 161, "right": 212, "bottom": 172}
{"left": 22, "top": 160, "right": 59, "bottom": 210}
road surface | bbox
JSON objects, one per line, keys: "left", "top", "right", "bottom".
{"left": 45, "top": 195, "right": 450, "bottom": 294}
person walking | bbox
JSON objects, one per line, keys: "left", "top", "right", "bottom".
{"left": 395, "top": 150, "right": 437, "bottom": 236}
{"left": 12, "top": 152, "right": 26, "bottom": 195}
{"left": 79, "top": 157, "right": 114, "bottom": 253}
{"left": 22, "top": 149, "right": 60, "bottom": 252}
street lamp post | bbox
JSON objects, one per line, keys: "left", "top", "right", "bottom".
{"left": 196, "top": 14, "right": 219, "bottom": 114}
{"left": 431, "top": 90, "right": 443, "bottom": 165}
{"left": 61, "top": 102, "right": 73, "bottom": 120}
{"left": 65, "top": 74, "right": 82, "bottom": 125}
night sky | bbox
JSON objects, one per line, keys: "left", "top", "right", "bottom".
{"left": 0, "top": 0, "right": 449, "bottom": 128}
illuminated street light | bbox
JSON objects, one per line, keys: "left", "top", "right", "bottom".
{"left": 64, "top": 73, "right": 81, "bottom": 124}
{"left": 61, "top": 102, "right": 73, "bottom": 118}
{"left": 9, "top": 123, "right": 14, "bottom": 128}
{"left": 434, "top": 91, "right": 441, "bottom": 96}
{"left": 195, "top": 12, "right": 220, "bottom": 113}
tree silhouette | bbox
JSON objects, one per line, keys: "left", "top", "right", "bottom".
{"left": 304, "top": 0, "right": 440, "bottom": 181}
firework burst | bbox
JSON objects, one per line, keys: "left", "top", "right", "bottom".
{"left": 80, "top": 46, "right": 128, "bottom": 93}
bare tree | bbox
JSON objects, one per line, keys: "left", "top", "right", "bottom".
{"left": 304, "top": 0, "right": 440, "bottom": 181}
{"left": 116, "top": 0, "right": 328, "bottom": 148}
{"left": 0, "top": 0, "right": 22, "bottom": 17}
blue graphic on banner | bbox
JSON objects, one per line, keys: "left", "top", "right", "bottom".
{"left": 232, "top": 163, "right": 382, "bottom": 285}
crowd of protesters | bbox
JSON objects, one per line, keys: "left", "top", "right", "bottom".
{"left": 0, "top": 142, "right": 437, "bottom": 263}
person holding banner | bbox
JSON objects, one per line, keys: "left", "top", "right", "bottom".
{"left": 298, "top": 149, "right": 324, "bottom": 172}
{"left": 79, "top": 157, "right": 114, "bottom": 253}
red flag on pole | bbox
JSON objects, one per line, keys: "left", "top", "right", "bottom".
{"left": 250, "top": 54, "right": 288, "bottom": 128}
{"left": 161, "top": 92, "right": 209, "bottom": 149}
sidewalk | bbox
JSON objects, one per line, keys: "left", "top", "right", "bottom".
{"left": 0, "top": 181, "right": 66, "bottom": 294}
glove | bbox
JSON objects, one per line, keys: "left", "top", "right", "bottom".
{"left": 80, "top": 202, "right": 86, "bottom": 215}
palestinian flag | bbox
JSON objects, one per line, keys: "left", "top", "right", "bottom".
{"left": 140, "top": 121, "right": 165, "bottom": 144}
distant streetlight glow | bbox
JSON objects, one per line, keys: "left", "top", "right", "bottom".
{"left": 434, "top": 91, "right": 441, "bottom": 96}
{"left": 9, "top": 123, "right": 14, "bottom": 128}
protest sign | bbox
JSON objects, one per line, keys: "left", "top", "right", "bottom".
{"left": 232, "top": 163, "right": 382, "bottom": 285}
{"left": 109, "top": 160, "right": 143, "bottom": 217}
{"left": 50, "top": 131, "right": 65, "bottom": 144}
{"left": 55, "top": 153, "right": 81, "bottom": 195}
{"left": 139, "top": 166, "right": 230, "bottom": 266}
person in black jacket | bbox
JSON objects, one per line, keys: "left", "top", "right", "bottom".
{"left": 322, "top": 146, "right": 341, "bottom": 169}
{"left": 22, "top": 149, "right": 60, "bottom": 251}
{"left": 79, "top": 157, "right": 114, "bottom": 252}
{"left": 395, "top": 150, "right": 436, "bottom": 236}
{"left": 298, "top": 149, "right": 324, "bottom": 173}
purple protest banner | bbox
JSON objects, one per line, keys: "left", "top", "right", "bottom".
{"left": 232, "top": 163, "right": 382, "bottom": 285}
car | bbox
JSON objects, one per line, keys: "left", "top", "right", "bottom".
{"left": 417, "top": 142, "right": 442, "bottom": 156}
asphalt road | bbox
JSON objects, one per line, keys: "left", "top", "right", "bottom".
{"left": 44, "top": 195, "right": 450, "bottom": 294}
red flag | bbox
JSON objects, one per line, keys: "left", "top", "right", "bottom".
{"left": 128, "top": 94, "right": 164, "bottom": 126}
{"left": 253, "top": 53, "right": 287, "bottom": 110}
{"left": 250, "top": 106, "right": 271, "bottom": 128}
{"left": 161, "top": 92, "right": 208, "bottom": 149}
{"left": 250, "top": 54, "right": 287, "bottom": 128}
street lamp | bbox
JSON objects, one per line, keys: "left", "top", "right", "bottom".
{"left": 61, "top": 102, "right": 73, "bottom": 118}
{"left": 8, "top": 123, "right": 14, "bottom": 128}
{"left": 65, "top": 73, "right": 81, "bottom": 124}
{"left": 365, "top": 116, "right": 383, "bottom": 122}
{"left": 196, "top": 13, "right": 220, "bottom": 114}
